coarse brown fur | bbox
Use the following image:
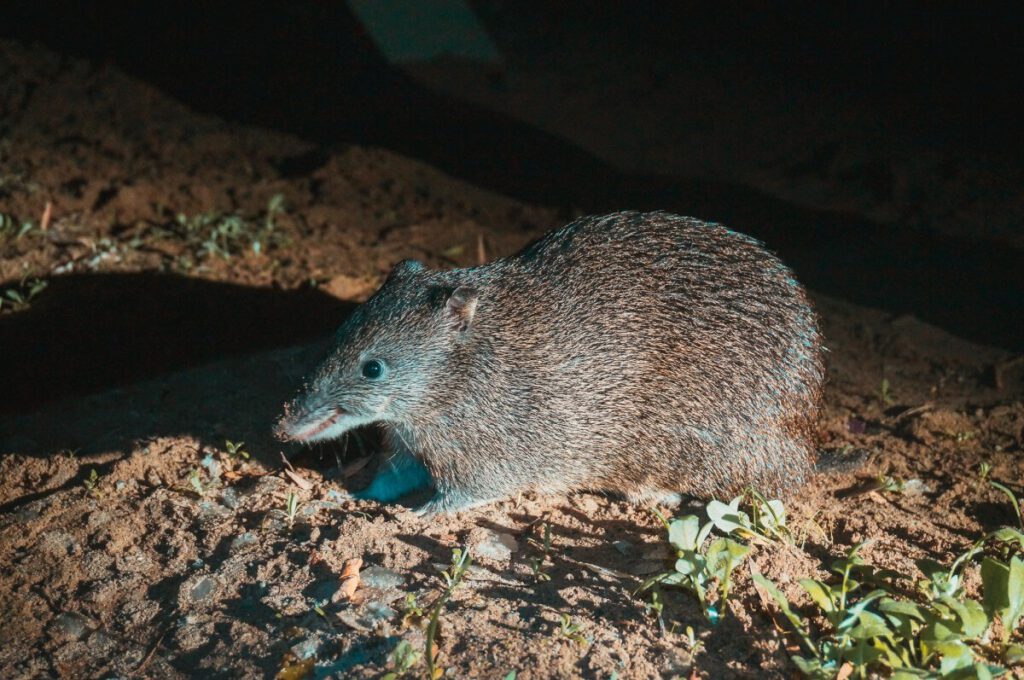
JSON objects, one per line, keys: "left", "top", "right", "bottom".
{"left": 277, "top": 211, "right": 825, "bottom": 514}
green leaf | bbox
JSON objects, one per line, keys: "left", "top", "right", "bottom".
{"left": 1005, "top": 644, "right": 1024, "bottom": 665}
{"left": 799, "top": 579, "right": 836, "bottom": 613}
{"left": 982, "top": 558, "right": 1010, "bottom": 619}
{"left": 847, "top": 610, "right": 893, "bottom": 640}
{"left": 706, "top": 496, "right": 748, "bottom": 534}
{"left": 1006, "top": 556, "right": 1024, "bottom": 634}
{"left": 939, "top": 596, "right": 990, "bottom": 639}
{"left": 753, "top": 574, "right": 818, "bottom": 657}
{"left": 879, "top": 598, "right": 926, "bottom": 621}
{"left": 668, "top": 515, "right": 703, "bottom": 552}
{"left": 934, "top": 640, "right": 974, "bottom": 675}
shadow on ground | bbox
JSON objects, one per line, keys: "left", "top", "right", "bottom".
{"left": 0, "top": 272, "right": 352, "bottom": 416}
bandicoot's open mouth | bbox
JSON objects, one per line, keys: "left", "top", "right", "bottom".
{"left": 286, "top": 407, "right": 346, "bottom": 442}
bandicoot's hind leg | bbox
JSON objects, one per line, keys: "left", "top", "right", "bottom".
{"left": 354, "top": 447, "right": 432, "bottom": 503}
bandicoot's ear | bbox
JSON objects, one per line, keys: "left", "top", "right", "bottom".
{"left": 445, "top": 286, "right": 478, "bottom": 334}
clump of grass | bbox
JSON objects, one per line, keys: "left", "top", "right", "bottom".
{"left": 169, "top": 193, "right": 288, "bottom": 261}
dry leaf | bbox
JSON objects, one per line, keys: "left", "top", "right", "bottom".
{"left": 337, "top": 557, "right": 363, "bottom": 601}
{"left": 283, "top": 468, "right": 313, "bottom": 491}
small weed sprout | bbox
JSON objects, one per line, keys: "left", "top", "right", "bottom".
{"left": 284, "top": 492, "right": 300, "bottom": 527}
{"left": 82, "top": 469, "right": 101, "bottom": 498}
{"left": 224, "top": 440, "right": 249, "bottom": 460}
{"left": 979, "top": 461, "right": 993, "bottom": 481}
{"left": 399, "top": 593, "right": 425, "bottom": 629}
{"left": 0, "top": 213, "right": 36, "bottom": 241}
{"left": 876, "top": 474, "right": 906, "bottom": 494}
{"left": 556, "top": 613, "right": 589, "bottom": 647}
{"left": 425, "top": 548, "right": 472, "bottom": 680}
{"left": 529, "top": 520, "right": 553, "bottom": 582}
{"left": 0, "top": 275, "right": 47, "bottom": 312}
{"left": 382, "top": 639, "right": 421, "bottom": 680}
{"left": 879, "top": 378, "right": 895, "bottom": 406}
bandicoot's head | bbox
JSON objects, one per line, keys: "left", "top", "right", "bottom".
{"left": 275, "top": 259, "right": 478, "bottom": 443}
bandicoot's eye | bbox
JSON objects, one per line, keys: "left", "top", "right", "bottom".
{"left": 361, "top": 359, "right": 386, "bottom": 381}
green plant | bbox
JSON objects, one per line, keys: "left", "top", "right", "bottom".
{"left": 877, "top": 474, "right": 907, "bottom": 494}
{"left": 224, "top": 440, "right": 249, "bottom": 460}
{"left": 556, "top": 613, "right": 589, "bottom": 647}
{"left": 529, "top": 520, "right": 553, "bottom": 582}
{"left": 990, "top": 481, "right": 1023, "bottom": 531}
{"left": 979, "top": 462, "right": 993, "bottom": 481}
{"left": 382, "top": 639, "right": 421, "bottom": 680}
{"left": 399, "top": 593, "right": 425, "bottom": 629}
{"left": 758, "top": 526, "right": 1024, "bottom": 678}
{"left": 639, "top": 504, "right": 751, "bottom": 623}
{"left": 0, "top": 213, "right": 36, "bottom": 241}
{"left": 82, "top": 469, "right": 102, "bottom": 498}
{"left": 284, "top": 492, "right": 300, "bottom": 526}
{"left": 187, "top": 468, "right": 206, "bottom": 497}
{"left": 425, "top": 548, "right": 472, "bottom": 679}
{"left": 879, "top": 378, "right": 896, "bottom": 406}
{"left": 0, "top": 275, "right": 47, "bottom": 312}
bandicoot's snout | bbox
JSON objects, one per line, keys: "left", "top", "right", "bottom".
{"left": 276, "top": 405, "right": 346, "bottom": 442}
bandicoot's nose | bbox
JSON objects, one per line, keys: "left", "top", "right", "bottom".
{"left": 276, "top": 406, "right": 346, "bottom": 442}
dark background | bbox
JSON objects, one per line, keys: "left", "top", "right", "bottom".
{"left": 2, "top": 2, "right": 1022, "bottom": 362}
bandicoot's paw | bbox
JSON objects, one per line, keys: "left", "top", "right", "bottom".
{"left": 413, "top": 491, "right": 493, "bottom": 517}
{"left": 354, "top": 454, "right": 432, "bottom": 502}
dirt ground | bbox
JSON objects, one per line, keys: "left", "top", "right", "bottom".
{"left": 1, "top": 41, "right": 1023, "bottom": 678}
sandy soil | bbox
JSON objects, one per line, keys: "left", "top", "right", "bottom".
{"left": 1, "top": 41, "right": 1023, "bottom": 678}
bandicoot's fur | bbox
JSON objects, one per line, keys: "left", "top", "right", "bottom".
{"left": 277, "top": 211, "right": 824, "bottom": 515}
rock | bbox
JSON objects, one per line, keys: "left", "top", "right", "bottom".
{"left": 290, "top": 633, "right": 322, "bottom": 661}
{"left": 53, "top": 612, "right": 90, "bottom": 640}
{"left": 612, "top": 540, "right": 634, "bottom": 556}
{"left": 220, "top": 487, "right": 240, "bottom": 509}
{"left": 179, "top": 575, "right": 219, "bottom": 609}
{"left": 467, "top": 527, "right": 518, "bottom": 562}
{"left": 230, "top": 532, "right": 257, "bottom": 552}
{"left": 360, "top": 565, "right": 405, "bottom": 591}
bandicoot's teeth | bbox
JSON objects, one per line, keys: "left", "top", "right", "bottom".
{"left": 289, "top": 407, "right": 345, "bottom": 442}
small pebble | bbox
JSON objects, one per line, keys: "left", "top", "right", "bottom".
{"left": 360, "top": 565, "right": 405, "bottom": 591}
{"left": 53, "top": 612, "right": 90, "bottom": 640}
{"left": 468, "top": 528, "right": 518, "bottom": 562}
